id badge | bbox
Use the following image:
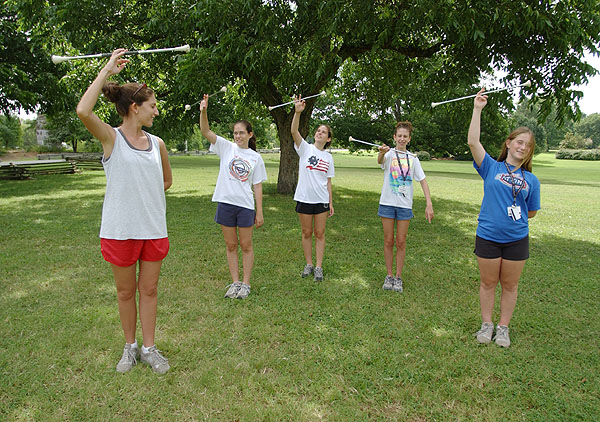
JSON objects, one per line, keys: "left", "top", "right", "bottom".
{"left": 397, "top": 186, "right": 408, "bottom": 197}
{"left": 507, "top": 205, "right": 522, "bottom": 221}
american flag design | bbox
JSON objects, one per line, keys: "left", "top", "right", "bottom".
{"left": 306, "top": 155, "right": 330, "bottom": 173}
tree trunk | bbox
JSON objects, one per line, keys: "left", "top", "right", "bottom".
{"left": 71, "top": 139, "right": 77, "bottom": 153}
{"left": 271, "top": 107, "right": 313, "bottom": 194}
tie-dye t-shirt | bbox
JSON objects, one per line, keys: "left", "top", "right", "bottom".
{"left": 379, "top": 149, "right": 426, "bottom": 209}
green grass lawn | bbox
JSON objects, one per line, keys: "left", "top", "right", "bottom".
{"left": 1, "top": 152, "right": 598, "bottom": 421}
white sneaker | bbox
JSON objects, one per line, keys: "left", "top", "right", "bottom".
{"left": 494, "top": 325, "right": 511, "bottom": 348}
{"left": 224, "top": 282, "right": 242, "bottom": 298}
{"left": 236, "top": 283, "right": 251, "bottom": 299}
{"left": 474, "top": 322, "right": 494, "bottom": 344}
{"left": 140, "top": 346, "right": 170, "bottom": 374}
{"left": 116, "top": 343, "right": 139, "bottom": 373}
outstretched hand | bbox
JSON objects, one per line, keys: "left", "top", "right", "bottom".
{"left": 378, "top": 144, "right": 390, "bottom": 153}
{"left": 103, "top": 49, "right": 129, "bottom": 76}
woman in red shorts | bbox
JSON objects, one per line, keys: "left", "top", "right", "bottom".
{"left": 77, "top": 49, "right": 172, "bottom": 374}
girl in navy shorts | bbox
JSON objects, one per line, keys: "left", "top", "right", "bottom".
{"left": 377, "top": 122, "right": 434, "bottom": 293}
{"left": 77, "top": 49, "right": 172, "bottom": 374}
{"left": 291, "top": 95, "right": 335, "bottom": 282}
{"left": 468, "top": 89, "right": 541, "bottom": 347}
{"left": 199, "top": 94, "right": 267, "bottom": 299}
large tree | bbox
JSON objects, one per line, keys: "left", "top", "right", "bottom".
{"left": 177, "top": 0, "right": 600, "bottom": 192}
{"left": 14, "top": 0, "right": 600, "bottom": 192}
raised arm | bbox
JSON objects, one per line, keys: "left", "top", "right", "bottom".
{"left": 291, "top": 95, "right": 305, "bottom": 147}
{"left": 199, "top": 94, "right": 217, "bottom": 144}
{"left": 467, "top": 88, "right": 488, "bottom": 167}
{"left": 76, "top": 49, "right": 129, "bottom": 152}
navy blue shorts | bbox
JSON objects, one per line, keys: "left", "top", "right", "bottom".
{"left": 474, "top": 235, "right": 529, "bottom": 260}
{"left": 215, "top": 202, "right": 255, "bottom": 227}
{"left": 378, "top": 204, "right": 413, "bottom": 220}
{"left": 296, "top": 201, "right": 329, "bottom": 215}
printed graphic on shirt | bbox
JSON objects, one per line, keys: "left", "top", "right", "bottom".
{"left": 306, "top": 155, "right": 330, "bottom": 173}
{"left": 229, "top": 156, "right": 252, "bottom": 182}
{"left": 496, "top": 173, "right": 529, "bottom": 193}
{"left": 389, "top": 156, "right": 412, "bottom": 197}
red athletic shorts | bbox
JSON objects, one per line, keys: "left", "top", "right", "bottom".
{"left": 100, "top": 238, "right": 170, "bottom": 267}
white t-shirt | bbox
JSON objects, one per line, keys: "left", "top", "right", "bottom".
{"left": 293, "top": 139, "right": 335, "bottom": 204}
{"left": 379, "top": 149, "right": 425, "bottom": 209}
{"left": 210, "top": 136, "right": 267, "bottom": 210}
{"left": 100, "top": 128, "right": 167, "bottom": 239}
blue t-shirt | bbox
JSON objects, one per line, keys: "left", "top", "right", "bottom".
{"left": 474, "top": 153, "right": 541, "bottom": 243}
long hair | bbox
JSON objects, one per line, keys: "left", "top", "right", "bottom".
{"left": 102, "top": 82, "right": 154, "bottom": 117}
{"left": 316, "top": 124, "right": 333, "bottom": 149}
{"left": 497, "top": 127, "right": 535, "bottom": 172}
{"left": 234, "top": 120, "right": 256, "bottom": 151}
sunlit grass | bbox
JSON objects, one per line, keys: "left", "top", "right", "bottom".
{"left": 0, "top": 152, "right": 598, "bottom": 421}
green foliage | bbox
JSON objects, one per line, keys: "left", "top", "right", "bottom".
{"left": 416, "top": 151, "right": 431, "bottom": 161}
{"left": 20, "top": 118, "right": 38, "bottom": 149}
{"left": 45, "top": 111, "right": 92, "bottom": 152}
{"left": 574, "top": 113, "right": 600, "bottom": 148}
{"left": 0, "top": 114, "right": 22, "bottom": 148}
{"left": 559, "top": 132, "right": 588, "bottom": 150}
{"left": 555, "top": 149, "right": 600, "bottom": 160}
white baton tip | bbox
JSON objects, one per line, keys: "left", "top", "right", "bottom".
{"left": 185, "top": 104, "right": 191, "bottom": 111}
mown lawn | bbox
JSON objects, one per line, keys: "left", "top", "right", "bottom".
{"left": 1, "top": 152, "right": 598, "bottom": 421}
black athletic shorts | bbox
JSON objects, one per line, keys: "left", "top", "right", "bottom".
{"left": 474, "top": 235, "right": 529, "bottom": 260}
{"left": 295, "top": 201, "right": 329, "bottom": 215}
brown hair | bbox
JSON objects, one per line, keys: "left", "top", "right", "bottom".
{"left": 102, "top": 82, "right": 154, "bottom": 117}
{"left": 394, "top": 121, "right": 413, "bottom": 136}
{"left": 316, "top": 124, "right": 333, "bottom": 149}
{"left": 233, "top": 120, "right": 257, "bottom": 151}
{"left": 497, "top": 127, "right": 535, "bottom": 172}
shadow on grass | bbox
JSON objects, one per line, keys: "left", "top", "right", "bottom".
{"left": 1, "top": 178, "right": 599, "bottom": 420}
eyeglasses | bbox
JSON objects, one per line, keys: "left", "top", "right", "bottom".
{"left": 132, "top": 83, "right": 147, "bottom": 98}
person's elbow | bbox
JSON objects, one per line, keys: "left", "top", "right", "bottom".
{"left": 528, "top": 210, "right": 538, "bottom": 218}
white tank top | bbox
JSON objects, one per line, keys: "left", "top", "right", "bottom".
{"left": 99, "top": 128, "right": 167, "bottom": 239}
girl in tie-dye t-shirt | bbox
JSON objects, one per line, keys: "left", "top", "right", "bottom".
{"left": 377, "top": 121, "right": 434, "bottom": 293}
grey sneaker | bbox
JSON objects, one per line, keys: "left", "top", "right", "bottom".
{"left": 236, "top": 283, "right": 251, "bottom": 299}
{"left": 382, "top": 275, "right": 395, "bottom": 290}
{"left": 224, "top": 282, "right": 242, "bottom": 298}
{"left": 301, "top": 264, "right": 314, "bottom": 278}
{"left": 140, "top": 346, "right": 170, "bottom": 374}
{"left": 494, "top": 325, "right": 510, "bottom": 348}
{"left": 116, "top": 343, "right": 139, "bottom": 373}
{"left": 392, "top": 277, "right": 403, "bottom": 293}
{"left": 313, "top": 267, "right": 324, "bottom": 282}
{"left": 474, "top": 322, "right": 494, "bottom": 344}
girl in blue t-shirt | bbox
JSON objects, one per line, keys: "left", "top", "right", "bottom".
{"left": 468, "top": 88, "right": 541, "bottom": 348}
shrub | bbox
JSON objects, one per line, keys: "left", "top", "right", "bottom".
{"left": 416, "top": 151, "right": 431, "bottom": 161}
{"left": 555, "top": 149, "right": 600, "bottom": 160}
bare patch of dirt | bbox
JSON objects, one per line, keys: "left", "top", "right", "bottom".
{"left": 0, "top": 150, "right": 39, "bottom": 162}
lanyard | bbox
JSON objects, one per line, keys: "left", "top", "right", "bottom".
{"left": 504, "top": 161, "right": 525, "bottom": 206}
{"left": 394, "top": 149, "right": 410, "bottom": 183}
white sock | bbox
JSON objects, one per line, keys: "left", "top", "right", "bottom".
{"left": 127, "top": 341, "right": 138, "bottom": 349}
{"left": 142, "top": 345, "right": 155, "bottom": 353}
